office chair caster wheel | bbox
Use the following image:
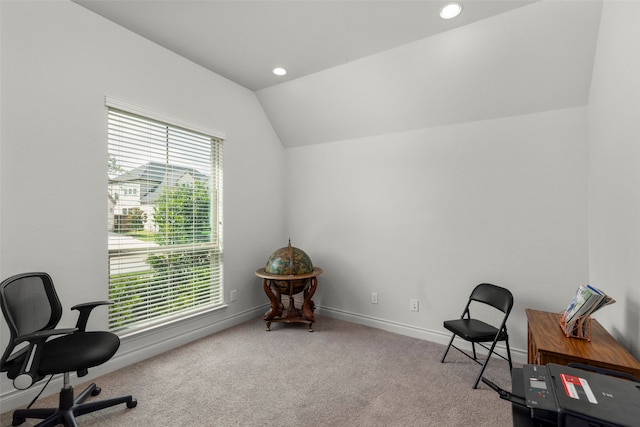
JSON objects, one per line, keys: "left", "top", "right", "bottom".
{"left": 127, "top": 398, "right": 138, "bottom": 408}
{"left": 12, "top": 417, "right": 25, "bottom": 426}
{"left": 91, "top": 386, "right": 102, "bottom": 396}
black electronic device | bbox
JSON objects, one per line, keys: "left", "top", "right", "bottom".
{"left": 484, "top": 363, "right": 640, "bottom": 427}
{"left": 522, "top": 364, "right": 558, "bottom": 425}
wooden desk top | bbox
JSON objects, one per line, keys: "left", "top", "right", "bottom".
{"left": 526, "top": 308, "right": 640, "bottom": 373}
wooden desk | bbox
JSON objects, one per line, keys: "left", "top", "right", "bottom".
{"left": 526, "top": 309, "right": 640, "bottom": 379}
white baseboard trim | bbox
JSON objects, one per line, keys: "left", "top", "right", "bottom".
{"left": 316, "top": 305, "right": 528, "bottom": 365}
{"left": 0, "top": 305, "right": 266, "bottom": 413}
{"left": 2, "top": 303, "right": 526, "bottom": 413}
{"left": 113, "top": 304, "right": 267, "bottom": 369}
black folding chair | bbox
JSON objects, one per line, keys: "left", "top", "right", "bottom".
{"left": 440, "top": 283, "right": 513, "bottom": 388}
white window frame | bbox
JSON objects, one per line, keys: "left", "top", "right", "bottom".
{"left": 106, "top": 97, "right": 225, "bottom": 335}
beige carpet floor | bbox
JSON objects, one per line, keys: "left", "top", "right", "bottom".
{"left": 1, "top": 316, "right": 516, "bottom": 426}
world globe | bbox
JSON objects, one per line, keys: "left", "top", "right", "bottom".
{"left": 265, "top": 240, "right": 314, "bottom": 294}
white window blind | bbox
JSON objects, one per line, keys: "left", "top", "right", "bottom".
{"left": 107, "top": 106, "right": 223, "bottom": 334}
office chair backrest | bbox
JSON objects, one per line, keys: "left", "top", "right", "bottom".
{"left": 1, "top": 273, "right": 63, "bottom": 369}
{"left": 469, "top": 283, "right": 513, "bottom": 315}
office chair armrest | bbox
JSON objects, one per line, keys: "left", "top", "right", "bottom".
{"left": 14, "top": 328, "right": 78, "bottom": 345}
{"left": 72, "top": 301, "right": 114, "bottom": 331}
{"left": 10, "top": 328, "right": 78, "bottom": 389}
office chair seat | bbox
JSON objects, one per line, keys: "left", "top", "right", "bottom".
{"left": 38, "top": 332, "right": 120, "bottom": 375}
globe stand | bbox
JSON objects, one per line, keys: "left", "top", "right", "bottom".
{"left": 255, "top": 267, "right": 323, "bottom": 332}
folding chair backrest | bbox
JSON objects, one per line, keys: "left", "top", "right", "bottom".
{"left": 469, "top": 283, "right": 513, "bottom": 315}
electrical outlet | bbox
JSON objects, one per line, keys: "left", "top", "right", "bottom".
{"left": 410, "top": 299, "right": 419, "bottom": 312}
{"left": 371, "top": 292, "right": 378, "bottom": 304}
{"left": 230, "top": 289, "right": 237, "bottom": 302}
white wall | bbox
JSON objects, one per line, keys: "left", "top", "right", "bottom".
{"left": 588, "top": 0, "right": 640, "bottom": 359}
{"left": 286, "top": 107, "right": 589, "bottom": 357}
{"left": 0, "top": 0, "right": 285, "bottom": 407}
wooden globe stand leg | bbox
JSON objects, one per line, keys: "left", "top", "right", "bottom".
{"left": 301, "top": 277, "right": 318, "bottom": 331}
{"left": 261, "top": 277, "right": 317, "bottom": 332}
{"left": 263, "top": 279, "right": 283, "bottom": 331}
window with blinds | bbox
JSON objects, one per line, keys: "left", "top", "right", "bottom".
{"left": 107, "top": 105, "right": 223, "bottom": 334}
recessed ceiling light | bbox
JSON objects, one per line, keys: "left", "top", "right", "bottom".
{"left": 440, "top": 3, "right": 463, "bottom": 19}
{"left": 273, "top": 67, "right": 287, "bottom": 76}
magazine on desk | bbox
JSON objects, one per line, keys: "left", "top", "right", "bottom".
{"left": 561, "top": 284, "right": 615, "bottom": 337}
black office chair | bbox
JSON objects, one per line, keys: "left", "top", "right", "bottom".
{"left": 440, "top": 283, "right": 514, "bottom": 388}
{"left": 1, "top": 272, "right": 136, "bottom": 426}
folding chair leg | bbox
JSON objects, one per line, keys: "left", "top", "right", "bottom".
{"left": 472, "top": 340, "right": 500, "bottom": 389}
{"left": 440, "top": 334, "right": 456, "bottom": 363}
{"left": 473, "top": 357, "right": 492, "bottom": 389}
{"left": 505, "top": 337, "right": 513, "bottom": 371}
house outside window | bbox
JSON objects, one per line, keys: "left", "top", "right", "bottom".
{"left": 107, "top": 100, "right": 223, "bottom": 334}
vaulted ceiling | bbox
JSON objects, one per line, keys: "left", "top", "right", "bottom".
{"left": 74, "top": 0, "right": 602, "bottom": 148}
